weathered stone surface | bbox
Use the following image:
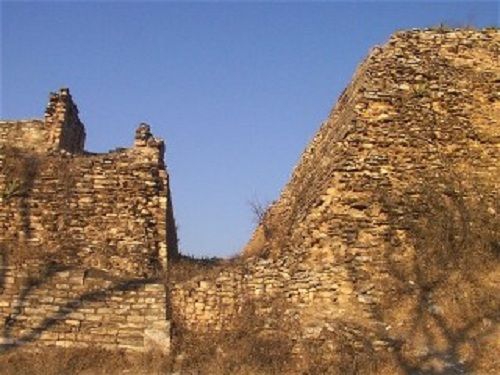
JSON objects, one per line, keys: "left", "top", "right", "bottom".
{"left": 144, "top": 321, "right": 171, "bottom": 354}
{"left": 1, "top": 29, "right": 498, "bottom": 362}
{"left": 0, "top": 88, "right": 176, "bottom": 353}
{"left": 170, "top": 29, "right": 499, "bottom": 356}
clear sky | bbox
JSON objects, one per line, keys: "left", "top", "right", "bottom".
{"left": 1, "top": 1, "right": 498, "bottom": 257}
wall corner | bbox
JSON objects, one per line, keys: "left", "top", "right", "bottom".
{"left": 44, "top": 88, "right": 86, "bottom": 153}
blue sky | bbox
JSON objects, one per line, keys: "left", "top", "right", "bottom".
{"left": 1, "top": 1, "right": 498, "bottom": 257}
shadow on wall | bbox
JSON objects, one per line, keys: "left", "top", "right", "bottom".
{"left": 364, "top": 171, "right": 497, "bottom": 373}
{"left": 0, "top": 250, "right": 5, "bottom": 294}
{"left": 18, "top": 155, "right": 39, "bottom": 241}
{"left": 0, "top": 262, "right": 160, "bottom": 353}
{"left": 1, "top": 262, "right": 74, "bottom": 343}
{"left": 294, "top": 171, "right": 499, "bottom": 374}
{"left": 167, "top": 170, "right": 499, "bottom": 374}
{"left": 0, "top": 147, "right": 41, "bottom": 243}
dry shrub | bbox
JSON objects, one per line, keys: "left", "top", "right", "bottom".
{"left": 169, "top": 255, "right": 227, "bottom": 284}
{"left": 0, "top": 146, "right": 77, "bottom": 267}
{"left": 173, "top": 330, "right": 292, "bottom": 375}
{"left": 408, "top": 179, "right": 498, "bottom": 290}
{"left": 296, "top": 328, "right": 401, "bottom": 375}
{"left": 0, "top": 146, "right": 38, "bottom": 226}
{"left": 171, "top": 299, "right": 295, "bottom": 375}
{"left": 0, "top": 146, "right": 40, "bottom": 268}
{"left": 0, "top": 146, "right": 39, "bottom": 200}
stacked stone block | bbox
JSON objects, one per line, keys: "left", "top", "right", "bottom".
{"left": 172, "top": 29, "right": 499, "bottom": 355}
{"left": 44, "top": 88, "right": 86, "bottom": 153}
{"left": 0, "top": 88, "right": 177, "bottom": 353}
{"left": 0, "top": 89, "right": 85, "bottom": 154}
{"left": 0, "top": 264, "right": 169, "bottom": 352}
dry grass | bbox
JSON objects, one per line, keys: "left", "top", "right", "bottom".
{"left": 171, "top": 330, "right": 292, "bottom": 375}
{"left": 0, "top": 347, "right": 170, "bottom": 375}
{"left": 170, "top": 300, "right": 294, "bottom": 375}
{"left": 168, "top": 171, "right": 499, "bottom": 374}
{"left": 168, "top": 255, "right": 228, "bottom": 284}
{"left": 295, "top": 332, "right": 402, "bottom": 375}
{"left": 1, "top": 134, "right": 498, "bottom": 374}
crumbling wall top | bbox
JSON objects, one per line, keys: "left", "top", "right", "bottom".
{"left": 44, "top": 87, "right": 86, "bottom": 153}
{"left": 0, "top": 88, "right": 169, "bottom": 160}
{"left": 0, "top": 88, "right": 86, "bottom": 153}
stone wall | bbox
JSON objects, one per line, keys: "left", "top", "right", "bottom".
{"left": 0, "top": 89, "right": 85, "bottom": 154}
{"left": 0, "top": 120, "right": 50, "bottom": 153}
{"left": 245, "top": 28, "right": 499, "bottom": 258}
{"left": 0, "top": 89, "right": 177, "bottom": 353}
{"left": 171, "top": 255, "right": 379, "bottom": 340}
{"left": 0, "top": 29, "right": 498, "bottom": 366}
{"left": 0, "top": 263, "right": 169, "bottom": 352}
{"left": 171, "top": 29, "right": 499, "bottom": 360}
{"left": 0, "top": 142, "right": 175, "bottom": 277}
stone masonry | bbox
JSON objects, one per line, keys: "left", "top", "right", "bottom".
{"left": 170, "top": 29, "right": 499, "bottom": 365}
{"left": 0, "top": 29, "right": 498, "bottom": 369}
{"left": 0, "top": 88, "right": 177, "bottom": 353}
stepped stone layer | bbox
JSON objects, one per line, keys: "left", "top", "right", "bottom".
{"left": 0, "top": 89, "right": 177, "bottom": 353}
{"left": 0, "top": 266, "right": 169, "bottom": 352}
{"left": 171, "top": 29, "right": 499, "bottom": 370}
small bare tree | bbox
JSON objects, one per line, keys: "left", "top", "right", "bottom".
{"left": 248, "top": 197, "right": 272, "bottom": 240}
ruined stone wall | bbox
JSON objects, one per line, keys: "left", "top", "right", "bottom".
{"left": 0, "top": 89, "right": 177, "bottom": 353}
{"left": 0, "top": 129, "right": 176, "bottom": 277}
{"left": 44, "top": 88, "right": 86, "bottom": 153}
{"left": 171, "top": 257, "right": 362, "bottom": 339}
{"left": 0, "top": 120, "right": 51, "bottom": 153}
{"left": 171, "top": 29, "right": 499, "bottom": 360}
{"left": 171, "top": 253, "right": 381, "bottom": 344}
{"left": 0, "top": 89, "right": 85, "bottom": 154}
{"left": 245, "top": 29, "right": 499, "bottom": 257}
{"left": 0, "top": 264, "right": 169, "bottom": 352}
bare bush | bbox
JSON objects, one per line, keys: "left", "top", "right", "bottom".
{"left": 248, "top": 198, "right": 272, "bottom": 239}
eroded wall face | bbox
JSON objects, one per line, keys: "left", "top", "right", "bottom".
{"left": 0, "top": 121, "right": 51, "bottom": 152}
{"left": 171, "top": 30, "right": 499, "bottom": 361}
{"left": 0, "top": 89, "right": 86, "bottom": 154}
{"left": 0, "top": 265, "right": 169, "bottom": 353}
{"left": 0, "top": 146, "right": 176, "bottom": 352}
{"left": 0, "top": 89, "right": 177, "bottom": 352}
{"left": 0, "top": 148, "right": 175, "bottom": 276}
{"left": 44, "top": 88, "right": 86, "bottom": 154}
{"left": 0, "top": 145, "right": 176, "bottom": 351}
